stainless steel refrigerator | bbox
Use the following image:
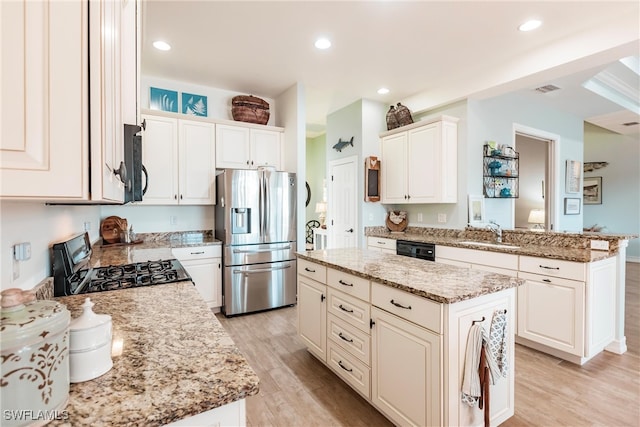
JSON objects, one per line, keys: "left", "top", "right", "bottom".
{"left": 215, "top": 168, "right": 297, "bottom": 316}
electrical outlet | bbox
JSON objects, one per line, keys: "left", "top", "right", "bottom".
{"left": 437, "top": 213, "right": 447, "bottom": 223}
{"left": 84, "top": 221, "right": 91, "bottom": 231}
{"left": 590, "top": 240, "right": 609, "bottom": 250}
{"left": 368, "top": 213, "right": 374, "bottom": 221}
{"left": 417, "top": 213, "right": 423, "bottom": 222}
{"left": 170, "top": 216, "right": 178, "bottom": 225}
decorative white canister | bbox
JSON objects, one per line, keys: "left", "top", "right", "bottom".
{"left": 1, "top": 288, "right": 70, "bottom": 427}
{"left": 68, "top": 298, "right": 113, "bottom": 383}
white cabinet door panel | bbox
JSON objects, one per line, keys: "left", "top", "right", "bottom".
{"left": 179, "top": 120, "right": 215, "bottom": 204}
{"left": 297, "top": 276, "right": 327, "bottom": 362}
{"left": 216, "top": 124, "right": 250, "bottom": 169}
{"left": 381, "top": 133, "right": 407, "bottom": 203}
{"left": 140, "top": 115, "right": 178, "bottom": 204}
{"left": 251, "top": 129, "right": 281, "bottom": 169}
{"left": 517, "top": 272, "right": 585, "bottom": 356}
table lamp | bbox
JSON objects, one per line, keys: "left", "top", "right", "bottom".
{"left": 315, "top": 202, "right": 327, "bottom": 227}
{"left": 528, "top": 209, "right": 545, "bottom": 230}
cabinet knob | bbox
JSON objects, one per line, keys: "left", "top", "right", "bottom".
{"left": 180, "top": 194, "right": 183, "bottom": 200}
{"left": 174, "top": 195, "right": 177, "bottom": 200}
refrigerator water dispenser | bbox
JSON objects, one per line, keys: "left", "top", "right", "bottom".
{"left": 232, "top": 208, "right": 251, "bottom": 234}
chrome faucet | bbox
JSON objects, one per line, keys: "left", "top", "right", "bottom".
{"left": 486, "top": 221, "right": 502, "bottom": 243}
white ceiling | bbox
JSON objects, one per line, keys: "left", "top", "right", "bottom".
{"left": 141, "top": 1, "right": 640, "bottom": 137}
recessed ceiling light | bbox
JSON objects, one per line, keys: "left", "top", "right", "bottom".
{"left": 377, "top": 88, "right": 390, "bottom": 95}
{"left": 153, "top": 40, "right": 171, "bottom": 51}
{"left": 314, "top": 38, "right": 331, "bottom": 50}
{"left": 518, "top": 19, "right": 542, "bottom": 32}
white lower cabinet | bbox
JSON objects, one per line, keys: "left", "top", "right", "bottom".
{"left": 517, "top": 272, "right": 584, "bottom": 355}
{"left": 297, "top": 266, "right": 327, "bottom": 362}
{"left": 297, "top": 257, "right": 518, "bottom": 426}
{"left": 516, "top": 255, "right": 617, "bottom": 363}
{"left": 371, "top": 307, "right": 441, "bottom": 427}
{"left": 172, "top": 246, "right": 222, "bottom": 309}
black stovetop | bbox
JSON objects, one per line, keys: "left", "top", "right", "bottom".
{"left": 67, "top": 259, "right": 191, "bottom": 295}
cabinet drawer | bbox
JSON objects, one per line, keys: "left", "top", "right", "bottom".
{"left": 327, "top": 289, "right": 371, "bottom": 333}
{"left": 172, "top": 245, "right": 221, "bottom": 260}
{"left": 437, "top": 245, "right": 518, "bottom": 270}
{"left": 328, "top": 313, "right": 370, "bottom": 365}
{"left": 327, "top": 340, "right": 371, "bottom": 399}
{"left": 371, "top": 282, "right": 442, "bottom": 334}
{"left": 327, "top": 268, "right": 370, "bottom": 301}
{"left": 519, "top": 256, "right": 585, "bottom": 281}
{"left": 298, "top": 259, "right": 327, "bottom": 283}
{"left": 367, "top": 236, "right": 396, "bottom": 251}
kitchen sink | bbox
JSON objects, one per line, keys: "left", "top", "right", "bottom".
{"left": 458, "top": 241, "right": 520, "bottom": 249}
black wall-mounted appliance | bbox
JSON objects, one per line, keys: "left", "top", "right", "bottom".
{"left": 123, "top": 123, "right": 147, "bottom": 203}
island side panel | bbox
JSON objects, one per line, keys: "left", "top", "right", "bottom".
{"left": 442, "top": 287, "right": 516, "bottom": 427}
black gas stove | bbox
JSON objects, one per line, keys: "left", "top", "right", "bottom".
{"left": 52, "top": 233, "right": 191, "bottom": 296}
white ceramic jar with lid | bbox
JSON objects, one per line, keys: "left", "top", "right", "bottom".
{"left": 68, "top": 298, "right": 113, "bottom": 383}
{"left": 1, "top": 288, "right": 70, "bottom": 427}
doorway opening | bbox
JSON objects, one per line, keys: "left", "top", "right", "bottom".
{"left": 513, "top": 125, "right": 559, "bottom": 231}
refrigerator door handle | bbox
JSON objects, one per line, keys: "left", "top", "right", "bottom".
{"left": 232, "top": 264, "right": 292, "bottom": 274}
{"left": 259, "top": 171, "right": 265, "bottom": 237}
{"left": 232, "top": 245, "right": 292, "bottom": 254}
{"left": 264, "top": 173, "right": 270, "bottom": 236}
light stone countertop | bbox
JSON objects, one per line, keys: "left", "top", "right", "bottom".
{"left": 365, "top": 226, "right": 630, "bottom": 263}
{"left": 51, "top": 282, "right": 259, "bottom": 426}
{"left": 89, "top": 231, "right": 221, "bottom": 268}
{"left": 297, "top": 248, "right": 524, "bottom": 304}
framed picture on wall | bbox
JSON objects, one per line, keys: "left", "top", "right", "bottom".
{"left": 468, "top": 195, "right": 485, "bottom": 226}
{"left": 564, "top": 197, "right": 581, "bottom": 214}
{"left": 583, "top": 176, "right": 602, "bottom": 204}
{"left": 565, "top": 160, "right": 582, "bottom": 193}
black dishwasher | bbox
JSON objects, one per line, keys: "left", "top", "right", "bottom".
{"left": 396, "top": 240, "right": 436, "bottom": 261}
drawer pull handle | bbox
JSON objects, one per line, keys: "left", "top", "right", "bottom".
{"left": 338, "top": 361, "right": 353, "bottom": 372}
{"left": 190, "top": 251, "right": 205, "bottom": 255}
{"left": 338, "top": 304, "right": 354, "bottom": 313}
{"left": 390, "top": 299, "right": 412, "bottom": 310}
{"left": 321, "top": 294, "right": 326, "bottom": 302}
{"left": 305, "top": 267, "right": 316, "bottom": 273}
{"left": 543, "top": 279, "right": 552, "bottom": 283}
{"left": 377, "top": 241, "right": 386, "bottom": 245}
{"left": 338, "top": 332, "right": 353, "bottom": 343}
{"left": 338, "top": 279, "right": 353, "bottom": 287}
{"left": 539, "top": 265, "right": 560, "bottom": 270}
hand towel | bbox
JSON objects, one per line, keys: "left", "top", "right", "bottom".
{"left": 461, "top": 324, "right": 483, "bottom": 406}
{"left": 488, "top": 309, "right": 508, "bottom": 378}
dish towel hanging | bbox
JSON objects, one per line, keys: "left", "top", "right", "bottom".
{"left": 461, "top": 323, "right": 484, "bottom": 407}
{"left": 461, "top": 310, "right": 510, "bottom": 419}
{"left": 488, "top": 309, "right": 509, "bottom": 377}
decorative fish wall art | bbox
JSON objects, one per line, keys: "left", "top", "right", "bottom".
{"left": 333, "top": 136, "right": 354, "bottom": 152}
{"left": 584, "top": 162, "right": 609, "bottom": 172}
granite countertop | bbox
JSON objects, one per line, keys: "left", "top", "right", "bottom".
{"left": 90, "top": 231, "right": 221, "bottom": 268}
{"left": 297, "top": 248, "right": 524, "bottom": 304}
{"left": 365, "top": 227, "right": 626, "bottom": 263}
{"left": 51, "top": 282, "right": 259, "bottom": 426}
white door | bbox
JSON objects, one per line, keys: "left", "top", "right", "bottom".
{"left": 329, "top": 156, "right": 358, "bottom": 248}
{"left": 140, "top": 115, "right": 178, "bottom": 204}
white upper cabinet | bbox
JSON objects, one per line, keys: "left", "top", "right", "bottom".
{"left": 381, "top": 116, "right": 458, "bottom": 204}
{"left": 0, "top": 0, "right": 139, "bottom": 202}
{"left": 140, "top": 114, "right": 215, "bottom": 205}
{"left": 1, "top": 0, "right": 88, "bottom": 199}
{"left": 216, "top": 124, "right": 282, "bottom": 170}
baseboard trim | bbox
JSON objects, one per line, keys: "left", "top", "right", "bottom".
{"left": 625, "top": 256, "right": 640, "bottom": 263}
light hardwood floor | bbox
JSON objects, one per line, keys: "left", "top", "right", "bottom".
{"left": 216, "top": 262, "right": 639, "bottom": 426}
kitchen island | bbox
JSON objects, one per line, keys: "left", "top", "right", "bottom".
{"left": 52, "top": 281, "right": 259, "bottom": 426}
{"left": 296, "top": 248, "right": 524, "bottom": 427}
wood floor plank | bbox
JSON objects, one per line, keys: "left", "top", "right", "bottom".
{"left": 216, "top": 262, "right": 640, "bottom": 427}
